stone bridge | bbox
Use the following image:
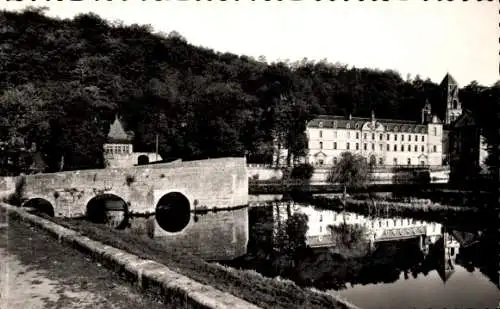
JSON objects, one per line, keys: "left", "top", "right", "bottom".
{"left": 0, "top": 157, "right": 249, "bottom": 261}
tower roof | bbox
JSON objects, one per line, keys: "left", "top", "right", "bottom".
{"left": 440, "top": 73, "right": 459, "bottom": 87}
{"left": 107, "top": 115, "right": 133, "bottom": 144}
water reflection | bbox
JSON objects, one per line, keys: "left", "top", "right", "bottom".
{"left": 230, "top": 199, "right": 499, "bottom": 309}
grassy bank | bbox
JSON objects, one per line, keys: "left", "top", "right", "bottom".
{"left": 10, "top": 210, "right": 352, "bottom": 309}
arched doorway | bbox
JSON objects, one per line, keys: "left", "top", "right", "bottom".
{"left": 369, "top": 154, "right": 377, "bottom": 167}
{"left": 86, "top": 194, "right": 129, "bottom": 229}
{"left": 155, "top": 192, "right": 191, "bottom": 233}
{"left": 22, "top": 198, "right": 54, "bottom": 217}
{"left": 138, "top": 155, "right": 149, "bottom": 165}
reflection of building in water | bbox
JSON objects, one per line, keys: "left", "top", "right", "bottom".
{"left": 434, "top": 228, "right": 461, "bottom": 283}
{"left": 271, "top": 202, "right": 443, "bottom": 249}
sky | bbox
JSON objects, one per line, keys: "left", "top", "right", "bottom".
{"left": 1, "top": 1, "right": 498, "bottom": 87}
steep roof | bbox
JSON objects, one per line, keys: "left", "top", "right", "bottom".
{"left": 307, "top": 114, "right": 429, "bottom": 134}
{"left": 440, "top": 73, "right": 459, "bottom": 87}
{"left": 107, "top": 116, "right": 133, "bottom": 144}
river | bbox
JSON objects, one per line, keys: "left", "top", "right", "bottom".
{"left": 229, "top": 195, "right": 499, "bottom": 309}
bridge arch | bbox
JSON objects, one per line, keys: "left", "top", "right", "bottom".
{"left": 86, "top": 193, "right": 129, "bottom": 229}
{"left": 22, "top": 198, "right": 55, "bottom": 217}
{"left": 155, "top": 191, "right": 191, "bottom": 233}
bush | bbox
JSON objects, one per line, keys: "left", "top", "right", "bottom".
{"left": 291, "top": 164, "right": 314, "bottom": 180}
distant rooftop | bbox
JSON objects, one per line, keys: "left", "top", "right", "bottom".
{"left": 308, "top": 114, "right": 433, "bottom": 133}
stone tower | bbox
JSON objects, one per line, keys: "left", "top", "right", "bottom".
{"left": 440, "top": 73, "right": 462, "bottom": 125}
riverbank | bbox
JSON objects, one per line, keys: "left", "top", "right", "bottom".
{"left": 2, "top": 203, "right": 357, "bottom": 309}
{"left": 249, "top": 181, "right": 450, "bottom": 195}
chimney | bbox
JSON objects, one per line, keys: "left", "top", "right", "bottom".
{"left": 371, "top": 110, "right": 375, "bottom": 121}
{"left": 348, "top": 113, "right": 352, "bottom": 120}
{"left": 421, "top": 108, "right": 425, "bottom": 124}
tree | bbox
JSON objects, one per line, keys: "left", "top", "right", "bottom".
{"left": 290, "top": 163, "right": 314, "bottom": 181}
{"left": 327, "top": 152, "right": 370, "bottom": 221}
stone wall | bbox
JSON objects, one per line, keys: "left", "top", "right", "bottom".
{"left": 104, "top": 152, "right": 162, "bottom": 168}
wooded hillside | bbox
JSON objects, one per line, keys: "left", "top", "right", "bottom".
{"left": 0, "top": 7, "right": 498, "bottom": 172}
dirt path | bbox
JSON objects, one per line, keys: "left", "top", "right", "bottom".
{"left": 0, "top": 217, "right": 169, "bottom": 309}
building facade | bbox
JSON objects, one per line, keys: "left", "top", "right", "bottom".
{"left": 306, "top": 111, "right": 443, "bottom": 167}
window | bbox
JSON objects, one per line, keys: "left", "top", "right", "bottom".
{"left": 379, "top": 144, "right": 383, "bottom": 151}
{"left": 356, "top": 132, "right": 360, "bottom": 139}
{"left": 402, "top": 135, "right": 404, "bottom": 141}
{"left": 333, "top": 142, "right": 336, "bottom": 149}
{"left": 421, "top": 135, "right": 425, "bottom": 142}
{"left": 347, "top": 131, "right": 351, "bottom": 139}
{"left": 394, "top": 145, "right": 397, "bottom": 151}
{"left": 334, "top": 131, "right": 338, "bottom": 138}
{"left": 394, "top": 135, "right": 397, "bottom": 141}
{"left": 346, "top": 123, "right": 350, "bottom": 129}
{"left": 372, "top": 133, "right": 375, "bottom": 140}
{"left": 364, "top": 133, "right": 367, "bottom": 139}
{"left": 408, "top": 145, "right": 411, "bottom": 151}
{"left": 319, "top": 121, "right": 323, "bottom": 128}
{"left": 414, "top": 145, "right": 418, "bottom": 152}
{"left": 433, "top": 145, "right": 437, "bottom": 152}
{"left": 372, "top": 144, "right": 375, "bottom": 150}
{"left": 319, "top": 130, "right": 323, "bottom": 138}
{"left": 407, "top": 158, "right": 411, "bottom": 165}
{"left": 319, "top": 214, "right": 323, "bottom": 222}
{"left": 420, "top": 161, "right": 425, "bottom": 166}
{"left": 318, "top": 159, "right": 324, "bottom": 165}
{"left": 320, "top": 226, "right": 322, "bottom": 233}
{"left": 408, "top": 135, "right": 411, "bottom": 141}
{"left": 364, "top": 143, "right": 367, "bottom": 150}
{"left": 433, "top": 127, "right": 437, "bottom": 136}
{"left": 387, "top": 144, "right": 390, "bottom": 151}
{"left": 378, "top": 157, "right": 384, "bottom": 165}
{"left": 400, "top": 145, "right": 404, "bottom": 152}
{"left": 414, "top": 135, "right": 418, "bottom": 141}
{"left": 333, "top": 120, "right": 337, "bottom": 128}
{"left": 421, "top": 145, "right": 425, "bottom": 152}
{"left": 356, "top": 143, "right": 359, "bottom": 150}
{"left": 380, "top": 134, "right": 383, "bottom": 140}
{"left": 393, "top": 158, "right": 398, "bottom": 165}
{"left": 333, "top": 157, "right": 338, "bottom": 165}
{"left": 387, "top": 134, "right": 390, "bottom": 140}
{"left": 346, "top": 142, "right": 350, "bottom": 150}
{"left": 320, "top": 142, "right": 323, "bottom": 149}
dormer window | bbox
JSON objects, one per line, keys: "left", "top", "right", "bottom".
{"left": 319, "top": 121, "right": 324, "bottom": 128}
{"left": 333, "top": 120, "right": 337, "bottom": 128}
{"left": 346, "top": 122, "right": 350, "bottom": 129}
{"left": 355, "top": 123, "right": 360, "bottom": 129}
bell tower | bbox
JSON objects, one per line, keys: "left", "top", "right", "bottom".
{"left": 440, "top": 73, "right": 462, "bottom": 125}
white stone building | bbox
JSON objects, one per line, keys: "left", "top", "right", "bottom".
{"left": 306, "top": 110, "right": 443, "bottom": 167}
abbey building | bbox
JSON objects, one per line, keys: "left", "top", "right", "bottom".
{"left": 305, "top": 73, "right": 463, "bottom": 167}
